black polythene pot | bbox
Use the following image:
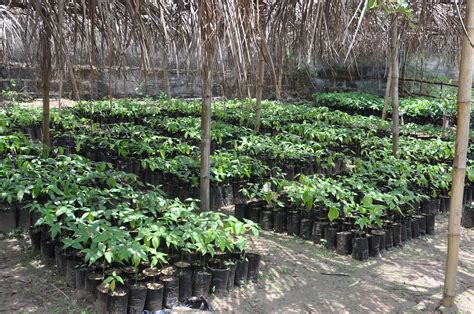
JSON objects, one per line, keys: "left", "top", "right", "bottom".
{"left": 128, "top": 283, "right": 147, "bottom": 314}
{"left": 0, "top": 205, "right": 16, "bottom": 234}
{"left": 221, "top": 184, "right": 234, "bottom": 206}
{"left": 405, "top": 220, "right": 412, "bottom": 240}
{"left": 440, "top": 196, "right": 450, "bottom": 213}
{"left": 368, "top": 233, "right": 380, "bottom": 257}
{"left": 161, "top": 275, "right": 179, "bottom": 309}
{"left": 336, "top": 231, "right": 352, "bottom": 255}
{"left": 287, "top": 210, "right": 301, "bottom": 236}
{"left": 175, "top": 261, "right": 193, "bottom": 302}
{"left": 40, "top": 239, "right": 56, "bottom": 261}
{"left": 54, "top": 246, "right": 66, "bottom": 276}
{"left": 378, "top": 231, "right": 386, "bottom": 253}
{"left": 430, "top": 199, "right": 441, "bottom": 214}
{"left": 144, "top": 282, "right": 164, "bottom": 312}
{"left": 247, "top": 207, "right": 261, "bottom": 224}
{"left": 66, "top": 255, "right": 82, "bottom": 288}
{"left": 96, "top": 284, "right": 108, "bottom": 314}
{"left": 226, "top": 261, "right": 237, "bottom": 291}
{"left": 234, "top": 203, "right": 247, "bottom": 221}
{"left": 417, "top": 215, "right": 427, "bottom": 236}
{"left": 400, "top": 222, "right": 408, "bottom": 243}
{"left": 125, "top": 273, "right": 147, "bottom": 288}
{"left": 234, "top": 258, "right": 249, "bottom": 287}
{"left": 232, "top": 181, "right": 247, "bottom": 205}
{"left": 273, "top": 210, "right": 287, "bottom": 233}
{"left": 85, "top": 271, "right": 105, "bottom": 302}
{"left": 210, "top": 184, "right": 224, "bottom": 211}
{"left": 462, "top": 206, "right": 474, "bottom": 228}
{"left": 107, "top": 287, "right": 129, "bottom": 314}
{"left": 392, "top": 223, "right": 402, "bottom": 247}
{"left": 75, "top": 265, "right": 89, "bottom": 291}
{"left": 324, "top": 227, "right": 338, "bottom": 250}
{"left": 425, "top": 213, "right": 435, "bottom": 234}
{"left": 16, "top": 206, "right": 31, "bottom": 231}
{"left": 30, "top": 210, "right": 43, "bottom": 227}
{"left": 311, "top": 220, "right": 329, "bottom": 243}
{"left": 29, "top": 228, "right": 42, "bottom": 253}
{"left": 247, "top": 253, "right": 261, "bottom": 283}
{"left": 142, "top": 267, "right": 160, "bottom": 283}
{"left": 411, "top": 218, "right": 420, "bottom": 238}
{"left": 352, "top": 237, "right": 369, "bottom": 261}
{"left": 260, "top": 210, "right": 274, "bottom": 230}
{"left": 384, "top": 227, "right": 393, "bottom": 250}
{"left": 300, "top": 210, "right": 314, "bottom": 220}
{"left": 300, "top": 218, "right": 313, "bottom": 240}
{"left": 209, "top": 266, "right": 230, "bottom": 296}
{"left": 192, "top": 269, "right": 212, "bottom": 297}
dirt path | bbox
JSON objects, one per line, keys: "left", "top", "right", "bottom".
{"left": 211, "top": 214, "right": 474, "bottom": 313}
{"left": 0, "top": 234, "right": 90, "bottom": 313}
{"left": 1, "top": 215, "right": 473, "bottom": 313}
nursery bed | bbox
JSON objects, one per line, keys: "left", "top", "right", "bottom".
{"left": 1, "top": 215, "right": 472, "bottom": 313}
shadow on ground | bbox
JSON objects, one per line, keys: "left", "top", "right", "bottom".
{"left": 210, "top": 214, "right": 474, "bottom": 313}
{"left": 0, "top": 215, "right": 472, "bottom": 313}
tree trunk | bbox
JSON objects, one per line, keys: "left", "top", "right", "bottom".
{"left": 40, "top": 25, "right": 52, "bottom": 148}
{"left": 275, "top": 48, "right": 284, "bottom": 101}
{"left": 200, "top": 56, "right": 212, "bottom": 211}
{"left": 254, "top": 3, "right": 266, "bottom": 132}
{"left": 58, "top": 0, "right": 64, "bottom": 112}
{"left": 89, "top": 0, "right": 97, "bottom": 101}
{"left": 442, "top": 0, "right": 474, "bottom": 306}
{"left": 389, "top": 13, "right": 400, "bottom": 157}
{"left": 198, "top": 0, "right": 215, "bottom": 211}
{"left": 254, "top": 44, "right": 265, "bottom": 132}
{"left": 160, "top": 6, "right": 171, "bottom": 100}
{"left": 381, "top": 68, "right": 391, "bottom": 120}
{"left": 162, "top": 49, "right": 172, "bottom": 100}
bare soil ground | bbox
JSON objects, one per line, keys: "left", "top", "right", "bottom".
{"left": 15, "top": 98, "right": 77, "bottom": 109}
{"left": 1, "top": 215, "right": 473, "bottom": 313}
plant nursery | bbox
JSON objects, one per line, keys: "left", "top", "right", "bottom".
{"left": 0, "top": 0, "right": 473, "bottom": 313}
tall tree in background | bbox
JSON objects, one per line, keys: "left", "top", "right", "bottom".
{"left": 388, "top": 7, "right": 400, "bottom": 157}
{"left": 57, "top": 0, "right": 64, "bottom": 112}
{"left": 381, "top": 68, "right": 391, "bottom": 120}
{"left": 39, "top": 9, "right": 52, "bottom": 148}
{"left": 442, "top": 0, "right": 474, "bottom": 307}
{"left": 198, "top": 0, "right": 218, "bottom": 211}
{"left": 254, "top": 0, "right": 267, "bottom": 132}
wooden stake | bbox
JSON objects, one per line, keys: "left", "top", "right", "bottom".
{"left": 254, "top": 0, "right": 266, "bottom": 132}
{"left": 382, "top": 67, "right": 391, "bottom": 120}
{"left": 442, "top": 0, "right": 474, "bottom": 306}
{"left": 198, "top": 0, "right": 215, "bottom": 211}
{"left": 40, "top": 23, "right": 52, "bottom": 148}
{"left": 389, "top": 13, "right": 400, "bottom": 157}
{"left": 58, "top": 0, "right": 64, "bottom": 113}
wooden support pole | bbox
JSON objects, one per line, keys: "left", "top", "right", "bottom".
{"left": 441, "top": 0, "right": 474, "bottom": 307}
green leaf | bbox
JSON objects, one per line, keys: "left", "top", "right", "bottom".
{"left": 17, "top": 190, "right": 25, "bottom": 202}
{"left": 328, "top": 207, "right": 340, "bottom": 222}
{"left": 152, "top": 237, "right": 159, "bottom": 249}
{"left": 104, "top": 251, "right": 113, "bottom": 264}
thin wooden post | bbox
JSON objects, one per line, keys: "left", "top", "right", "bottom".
{"left": 389, "top": 12, "right": 400, "bottom": 157}
{"left": 58, "top": 0, "right": 64, "bottom": 112}
{"left": 254, "top": 0, "right": 266, "bottom": 132}
{"left": 40, "top": 23, "right": 52, "bottom": 148}
{"left": 441, "top": 0, "right": 474, "bottom": 307}
{"left": 198, "top": 0, "right": 215, "bottom": 211}
{"left": 382, "top": 68, "right": 391, "bottom": 120}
